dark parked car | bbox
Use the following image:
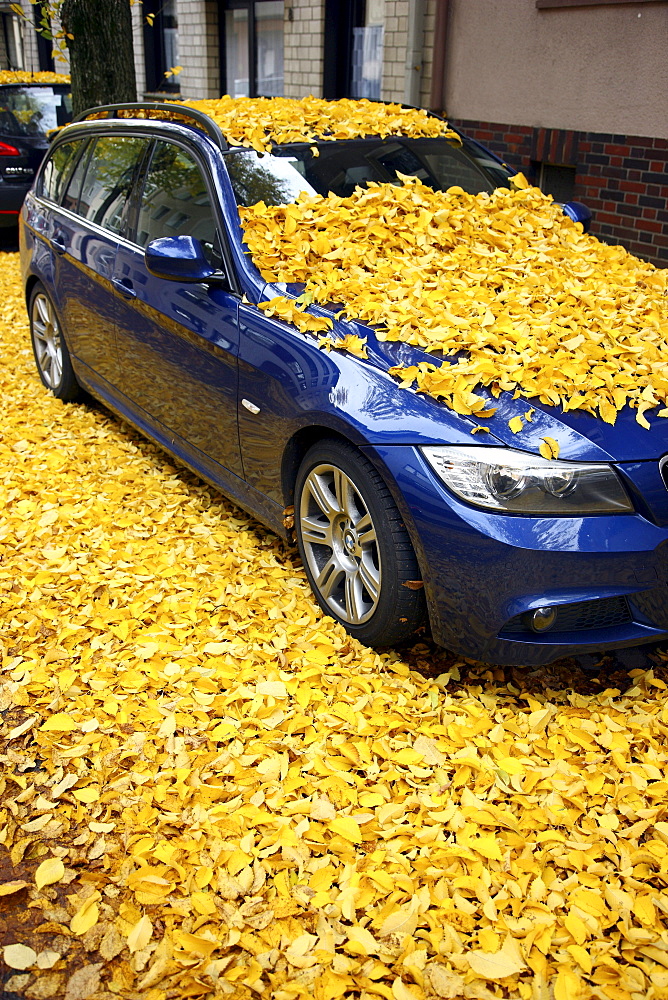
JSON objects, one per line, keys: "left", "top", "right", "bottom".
{"left": 0, "top": 75, "right": 72, "bottom": 226}
{"left": 20, "top": 100, "right": 667, "bottom": 666}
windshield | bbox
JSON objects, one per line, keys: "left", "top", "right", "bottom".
{"left": 0, "top": 86, "right": 72, "bottom": 137}
{"left": 224, "top": 135, "right": 514, "bottom": 207}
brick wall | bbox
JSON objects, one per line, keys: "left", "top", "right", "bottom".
{"left": 283, "top": 0, "right": 324, "bottom": 99}
{"left": 449, "top": 118, "right": 668, "bottom": 269}
{"left": 380, "top": 0, "right": 408, "bottom": 103}
{"left": 176, "top": 0, "right": 219, "bottom": 100}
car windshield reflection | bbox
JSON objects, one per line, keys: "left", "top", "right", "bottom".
{"left": 224, "top": 135, "right": 513, "bottom": 207}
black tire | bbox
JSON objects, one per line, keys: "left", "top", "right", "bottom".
{"left": 295, "top": 438, "right": 426, "bottom": 647}
{"left": 29, "top": 282, "right": 80, "bottom": 402}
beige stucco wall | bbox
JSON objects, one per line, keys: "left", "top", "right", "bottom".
{"left": 444, "top": 0, "right": 668, "bottom": 138}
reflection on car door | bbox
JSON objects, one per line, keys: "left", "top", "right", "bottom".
{"left": 112, "top": 139, "right": 243, "bottom": 478}
{"left": 50, "top": 135, "right": 148, "bottom": 389}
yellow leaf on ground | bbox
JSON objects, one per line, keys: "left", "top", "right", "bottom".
{"left": 35, "top": 857, "right": 65, "bottom": 889}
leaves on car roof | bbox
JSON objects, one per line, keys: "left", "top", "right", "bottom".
{"left": 182, "top": 95, "right": 458, "bottom": 152}
{"left": 240, "top": 175, "right": 668, "bottom": 429}
{"left": 0, "top": 71, "right": 69, "bottom": 85}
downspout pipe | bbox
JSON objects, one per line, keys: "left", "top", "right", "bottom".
{"left": 403, "top": 0, "right": 425, "bottom": 107}
{"left": 429, "top": 0, "right": 449, "bottom": 115}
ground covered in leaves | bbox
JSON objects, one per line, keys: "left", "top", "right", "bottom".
{"left": 2, "top": 249, "right": 668, "bottom": 1000}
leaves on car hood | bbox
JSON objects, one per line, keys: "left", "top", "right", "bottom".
{"left": 240, "top": 175, "right": 668, "bottom": 436}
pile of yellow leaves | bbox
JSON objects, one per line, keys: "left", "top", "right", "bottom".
{"left": 181, "top": 96, "right": 457, "bottom": 153}
{"left": 0, "top": 71, "right": 69, "bottom": 85}
{"left": 241, "top": 176, "right": 668, "bottom": 429}
{"left": 3, "top": 248, "right": 668, "bottom": 1000}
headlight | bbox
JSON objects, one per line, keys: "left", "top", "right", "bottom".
{"left": 421, "top": 445, "right": 633, "bottom": 514}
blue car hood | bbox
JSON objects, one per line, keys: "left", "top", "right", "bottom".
{"left": 269, "top": 283, "right": 668, "bottom": 464}
{"left": 355, "top": 323, "right": 668, "bottom": 464}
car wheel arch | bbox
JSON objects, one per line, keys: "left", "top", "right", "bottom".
{"left": 281, "top": 426, "right": 365, "bottom": 509}
{"left": 281, "top": 427, "right": 434, "bottom": 621}
{"left": 25, "top": 273, "right": 42, "bottom": 311}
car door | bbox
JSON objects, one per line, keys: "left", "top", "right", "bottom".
{"left": 112, "top": 138, "right": 243, "bottom": 478}
{"left": 48, "top": 134, "right": 149, "bottom": 389}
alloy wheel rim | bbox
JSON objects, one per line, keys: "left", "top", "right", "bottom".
{"left": 32, "top": 294, "right": 63, "bottom": 389}
{"left": 299, "top": 462, "right": 382, "bottom": 625}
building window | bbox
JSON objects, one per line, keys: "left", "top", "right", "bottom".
{"left": 220, "top": 1, "right": 284, "bottom": 98}
{"left": 143, "top": 0, "right": 181, "bottom": 96}
{"left": 536, "top": 163, "right": 577, "bottom": 203}
{"left": 0, "top": 13, "right": 24, "bottom": 70}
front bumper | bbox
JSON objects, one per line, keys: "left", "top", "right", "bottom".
{"left": 366, "top": 445, "right": 668, "bottom": 666}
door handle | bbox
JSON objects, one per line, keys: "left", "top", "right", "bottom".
{"left": 51, "top": 238, "right": 67, "bottom": 255}
{"left": 111, "top": 277, "right": 136, "bottom": 299}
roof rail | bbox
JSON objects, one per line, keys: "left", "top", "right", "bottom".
{"left": 71, "top": 102, "right": 228, "bottom": 151}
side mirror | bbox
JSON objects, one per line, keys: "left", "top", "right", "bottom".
{"left": 145, "top": 235, "right": 217, "bottom": 282}
{"left": 562, "top": 201, "right": 592, "bottom": 233}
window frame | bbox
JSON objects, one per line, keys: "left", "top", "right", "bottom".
{"left": 73, "top": 134, "right": 152, "bottom": 238}
{"left": 36, "top": 136, "right": 88, "bottom": 204}
{"left": 129, "top": 133, "right": 239, "bottom": 292}
{"left": 219, "top": 0, "right": 284, "bottom": 99}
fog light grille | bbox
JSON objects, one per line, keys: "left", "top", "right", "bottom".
{"left": 502, "top": 595, "right": 632, "bottom": 634}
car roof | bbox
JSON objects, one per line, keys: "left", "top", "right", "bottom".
{"left": 65, "top": 98, "right": 459, "bottom": 157}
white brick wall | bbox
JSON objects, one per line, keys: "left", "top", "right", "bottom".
{"left": 380, "top": 0, "right": 409, "bottom": 104}
{"left": 420, "top": 0, "right": 436, "bottom": 110}
{"left": 3, "top": 0, "right": 436, "bottom": 112}
{"left": 175, "top": 0, "right": 219, "bottom": 100}
{"left": 132, "top": 2, "right": 145, "bottom": 98}
{"left": 283, "top": 0, "right": 324, "bottom": 98}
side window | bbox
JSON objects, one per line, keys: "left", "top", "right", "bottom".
{"left": 136, "top": 140, "right": 218, "bottom": 263}
{"left": 38, "top": 139, "right": 84, "bottom": 203}
{"left": 76, "top": 136, "right": 148, "bottom": 236}
{"left": 61, "top": 141, "right": 91, "bottom": 214}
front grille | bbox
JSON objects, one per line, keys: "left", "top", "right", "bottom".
{"left": 502, "top": 595, "right": 632, "bottom": 635}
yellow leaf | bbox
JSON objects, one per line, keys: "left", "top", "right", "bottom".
{"left": 471, "top": 836, "right": 503, "bottom": 862}
{"left": 0, "top": 881, "right": 29, "bottom": 896}
{"left": 127, "top": 914, "right": 153, "bottom": 953}
{"left": 70, "top": 898, "right": 100, "bottom": 936}
{"left": 72, "top": 787, "right": 100, "bottom": 803}
{"left": 392, "top": 978, "right": 421, "bottom": 1000}
{"left": 329, "top": 816, "right": 362, "bottom": 843}
{"left": 40, "top": 713, "right": 78, "bottom": 732}
{"left": 191, "top": 891, "right": 217, "bottom": 915}
{"left": 554, "top": 968, "right": 582, "bottom": 1000}
{"left": 35, "top": 858, "right": 65, "bottom": 889}
{"left": 508, "top": 415, "right": 524, "bottom": 433}
{"left": 509, "top": 171, "right": 530, "bottom": 190}
{"left": 566, "top": 944, "right": 592, "bottom": 974}
{"left": 467, "top": 948, "right": 525, "bottom": 980}
{"left": 539, "top": 436, "right": 560, "bottom": 460}
{"left": 345, "top": 925, "right": 379, "bottom": 956}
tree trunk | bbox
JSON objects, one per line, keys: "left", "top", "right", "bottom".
{"left": 61, "top": 0, "right": 137, "bottom": 119}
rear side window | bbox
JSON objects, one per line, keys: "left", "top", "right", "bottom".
{"left": 136, "top": 140, "right": 217, "bottom": 260}
{"left": 62, "top": 142, "right": 91, "bottom": 214}
{"left": 76, "top": 136, "right": 148, "bottom": 236}
{"left": 39, "top": 139, "right": 84, "bottom": 203}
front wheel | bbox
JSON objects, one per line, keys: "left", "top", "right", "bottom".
{"left": 29, "top": 283, "right": 80, "bottom": 401}
{"left": 295, "top": 439, "right": 426, "bottom": 647}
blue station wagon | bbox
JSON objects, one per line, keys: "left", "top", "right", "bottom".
{"left": 20, "top": 100, "right": 668, "bottom": 666}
